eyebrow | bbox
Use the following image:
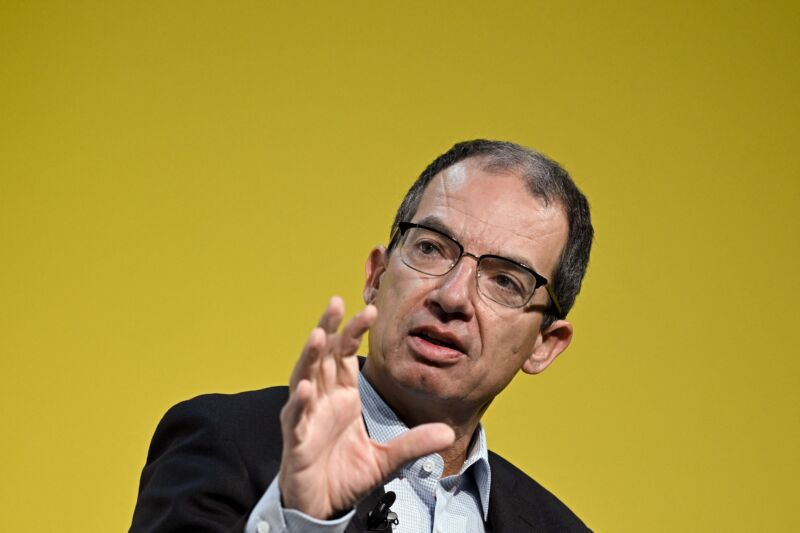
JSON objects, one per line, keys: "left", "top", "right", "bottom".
{"left": 414, "top": 215, "right": 456, "bottom": 239}
{"left": 412, "top": 215, "right": 538, "bottom": 270}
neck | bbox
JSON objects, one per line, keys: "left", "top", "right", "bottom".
{"left": 362, "top": 363, "right": 490, "bottom": 476}
{"left": 397, "top": 396, "right": 485, "bottom": 477}
{"left": 440, "top": 426, "right": 481, "bottom": 477}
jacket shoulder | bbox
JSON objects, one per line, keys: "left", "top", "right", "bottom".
{"left": 151, "top": 386, "right": 289, "bottom": 455}
{"left": 131, "top": 387, "right": 289, "bottom": 532}
{"left": 162, "top": 386, "right": 290, "bottom": 429}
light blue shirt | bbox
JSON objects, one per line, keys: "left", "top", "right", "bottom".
{"left": 245, "top": 373, "right": 492, "bottom": 533}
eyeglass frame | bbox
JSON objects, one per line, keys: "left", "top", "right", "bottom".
{"left": 387, "top": 221, "right": 563, "bottom": 316}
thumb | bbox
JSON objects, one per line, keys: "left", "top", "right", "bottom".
{"left": 381, "top": 423, "right": 455, "bottom": 473}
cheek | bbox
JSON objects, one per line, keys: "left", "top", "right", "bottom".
{"left": 509, "top": 337, "right": 535, "bottom": 358}
{"left": 372, "top": 274, "right": 421, "bottom": 340}
{"left": 377, "top": 269, "right": 429, "bottom": 309}
{"left": 484, "top": 314, "right": 539, "bottom": 359}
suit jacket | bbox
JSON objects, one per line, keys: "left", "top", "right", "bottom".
{"left": 130, "top": 386, "right": 590, "bottom": 532}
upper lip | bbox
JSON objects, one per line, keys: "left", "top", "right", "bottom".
{"left": 408, "top": 325, "right": 468, "bottom": 354}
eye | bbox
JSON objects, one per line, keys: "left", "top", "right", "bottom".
{"left": 480, "top": 268, "right": 536, "bottom": 307}
{"left": 415, "top": 239, "right": 443, "bottom": 256}
{"left": 491, "top": 272, "right": 525, "bottom": 295}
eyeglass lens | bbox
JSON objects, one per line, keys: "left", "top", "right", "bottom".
{"left": 399, "top": 226, "right": 537, "bottom": 307}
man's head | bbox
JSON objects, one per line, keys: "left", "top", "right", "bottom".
{"left": 390, "top": 139, "right": 593, "bottom": 330}
{"left": 361, "top": 140, "right": 593, "bottom": 424}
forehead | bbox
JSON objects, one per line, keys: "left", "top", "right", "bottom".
{"left": 411, "top": 158, "right": 568, "bottom": 275}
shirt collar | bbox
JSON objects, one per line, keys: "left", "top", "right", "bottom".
{"left": 358, "top": 372, "right": 492, "bottom": 520}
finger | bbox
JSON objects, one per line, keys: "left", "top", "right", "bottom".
{"left": 336, "top": 350, "right": 361, "bottom": 388}
{"left": 381, "top": 423, "right": 455, "bottom": 474}
{"left": 334, "top": 305, "right": 377, "bottom": 387}
{"left": 289, "top": 327, "right": 326, "bottom": 390}
{"left": 317, "top": 354, "right": 338, "bottom": 395}
{"left": 337, "top": 304, "right": 378, "bottom": 356}
{"left": 290, "top": 297, "right": 344, "bottom": 389}
{"left": 317, "top": 296, "right": 345, "bottom": 334}
{"left": 280, "top": 379, "right": 313, "bottom": 445}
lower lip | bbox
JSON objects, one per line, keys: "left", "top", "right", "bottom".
{"left": 406, "top": 335, "right": 464, "bottom": 364}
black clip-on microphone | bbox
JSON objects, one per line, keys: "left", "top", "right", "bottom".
{"left": 366, "top": 491, "right": 399, "bottom": 531}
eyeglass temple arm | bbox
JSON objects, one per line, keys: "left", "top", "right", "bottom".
{"left": 544, "top": 284, "right": 563, "bottom": 318}
{"left": 387, "top": 226, "right": 401, "bottom": 250}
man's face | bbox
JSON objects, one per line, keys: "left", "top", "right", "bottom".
{"left": 363, "top": 158, "right": 570, "bottom": 420}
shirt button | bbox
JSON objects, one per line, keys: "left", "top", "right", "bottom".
{"left": 256, "top": 521, "right": 270, "bottom": 533}
{"left": 422, "top": 459, "right": 435, "bottom": 473}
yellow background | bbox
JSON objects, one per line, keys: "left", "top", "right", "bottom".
{"left": 1, "top": 1, "right": 798, "bottom": 531}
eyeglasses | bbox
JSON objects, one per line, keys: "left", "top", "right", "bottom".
{"left": 388, "top": 222, "right": 562, "bottom": 315}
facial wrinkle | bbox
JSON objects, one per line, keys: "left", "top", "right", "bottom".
{"left": 433, "top": 173, "right": 565, "bottom": 240}
{"left": 421, "top": 198, "right": 566, "bottom": 274}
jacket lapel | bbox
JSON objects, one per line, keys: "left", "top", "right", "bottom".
{"left": 487, "top": 455, "right": 542, "bottom": 532}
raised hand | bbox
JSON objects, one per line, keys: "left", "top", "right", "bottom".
{"left": 278, "top": 296, "right": 455, "bottom": 520}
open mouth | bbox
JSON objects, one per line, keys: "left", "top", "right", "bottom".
{"left": 409, "top": 328, "right": 465, "bottom": 354}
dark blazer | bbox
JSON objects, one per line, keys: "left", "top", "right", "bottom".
{"left": 130, "top": 386, "right": 590, "bottom": 532}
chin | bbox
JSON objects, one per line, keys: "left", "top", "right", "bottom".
{"left": 393, "top": 360, "right": 464, "bottom": 400}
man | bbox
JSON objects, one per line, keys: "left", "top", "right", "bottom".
{"left": 131, "top": 139, "right": 594, "bottom": 532}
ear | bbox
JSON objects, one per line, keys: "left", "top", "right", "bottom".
{"left": 363, "top": 246, "right": 388, "bottom": 305}
{"left": 521, "top": 319, "right": 574, "bottom": 375}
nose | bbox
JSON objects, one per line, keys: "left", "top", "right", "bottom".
{"left": 426, "top": 255, "right": 477, "bottom": 321}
